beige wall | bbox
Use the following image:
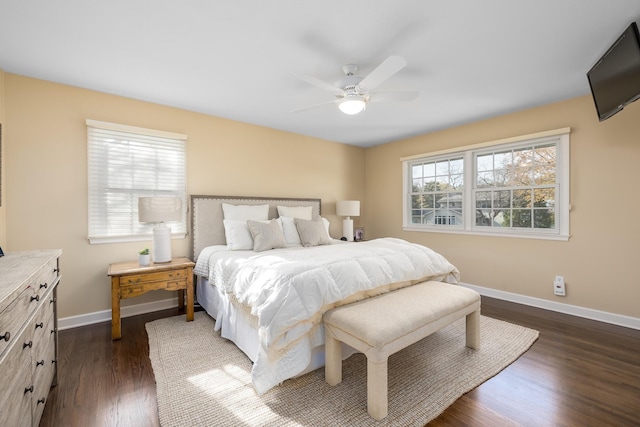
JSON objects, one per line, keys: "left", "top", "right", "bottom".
{"left": 365, "top": 95, "right": 640, "bottom": 318}
{"left": 4, "top": 74, "right": 365, "bottom": 319}
{"left": 5, "top": 70, "right": 639, "bottom": 322}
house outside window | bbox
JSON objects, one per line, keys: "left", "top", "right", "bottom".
{"left": 410, "top": 156, "right": 464, "bottom": 227}
{"left": 402, "top": 128, "right": 570, "bottom": 241}
{"left": 87, "top": 120, "right": 187, "bottom": 244}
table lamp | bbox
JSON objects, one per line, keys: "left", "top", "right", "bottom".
{"left": 336, "top": 200, "right": 360, "bottom": 242}
{"left": 138, "top": 197, "right": 182, "bottom": 263}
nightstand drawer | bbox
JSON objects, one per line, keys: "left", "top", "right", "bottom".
{"left": 122, "top": 268, "right": 188, "bottom": 285}
{"left": 120, "top": 279, "right": 187, "bottom": 298}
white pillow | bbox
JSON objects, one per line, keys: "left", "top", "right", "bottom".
{"left": 277, "top": 205, "right": 313, "bottom": 220}
{"left": 279, "top": 216, "right": 303, "bottom": 246}
{"left": 247, "top": 219, "right": 287, "bottom": 252}
{"left": 222, "top": 203, "right": 269, "bottom": 221}
{"left": 321, "top": 217, "right": 331, "bottom": 238}
{"left": 223, "top": 219, "right": 254, "bottom": 250}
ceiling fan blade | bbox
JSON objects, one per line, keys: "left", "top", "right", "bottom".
{"left": 291, "top": 99, "right": 339, "bottom": 113}
{"left": 357, "top": 56, "right": 407, "bottom": 92}
{"left": 370, "top": 91, "right": 419, "bottom": 102}
{"left": 295, "top": 73, "right": 343, "bottom": 95}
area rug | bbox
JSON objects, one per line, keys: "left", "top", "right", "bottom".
{"left": 146, "top": 312, "right": 538, "bottom": 427}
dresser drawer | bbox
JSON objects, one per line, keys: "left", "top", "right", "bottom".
{"left": 32, "top": 340, "right": 56, "bottom": 425}
{"left": 0, "top": 286, "right": 40, "bottom": 358}
{"left": 32, "top": 287, "right": 55, "bottom": 338}
{"left": 0, "top": 327, "right": 34, "bottom": 427}
{"left": 32, "top": 258, "right": 59, "bottom": 297}
{"left": 122, "top": 268, "right": 188, "bottom": 286}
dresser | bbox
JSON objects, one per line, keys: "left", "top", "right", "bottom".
{"left": 0, "top": 250, "right": 61, "bottom": 427}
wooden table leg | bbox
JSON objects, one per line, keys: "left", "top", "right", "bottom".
{"left": 178, "top": 289, "right": 185, "bottom": 310}
{"left": 111, "top": 276, "right": 121, "bottom": 340}
{"left": 186, "top": 268, "right": 194, "bottom": 322}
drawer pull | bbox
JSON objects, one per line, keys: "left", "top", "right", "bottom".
{"left": 51, "top": 328, "right": 57, "bottom": 334}
{"left": 35, "top": 322, "right": 44, "bottom": 329}
{"left": 54, "top": 268, "right": 59, "bottom": 273}
{"left": 40, "top": 282, "right": 48, "bottom": 289}
{"left": 127, "top": 278, "right": 141, "bottom": 284}
{"left": 37, "top": 398, "right": 46, "bottom": 405}
{"left": 23, "top": 341, "right": 33, "bottom": 349}
{"left": 36, "top": 359, "right": 45, "bottom": 367}
{"left": 24, "top": 386, "right": 34, "bottom": 394}
{"left": 0, "top": 331, "right": 9, "bottom": 342}
{"left": 30, "top": 295, "right": 40, "bottom": 302}
{"left": 50, "top": 297, "right": 56, "bottom": 304}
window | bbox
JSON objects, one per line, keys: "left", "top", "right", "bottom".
{"left": 402, "top": 128, "right": 570, "bottom": 240}
{"left": 410, "top": 156, "right": 464, "bottom": 227}
{"left": 87, "top": 120, "right": 187, "bottom": 244}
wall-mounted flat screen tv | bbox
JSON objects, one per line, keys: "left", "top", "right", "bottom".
{"left": 587, "top": 22, "right": 640, "bottom": 121}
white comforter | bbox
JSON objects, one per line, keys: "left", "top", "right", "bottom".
{"left": 195, "top": 237, "right": 460, "bottom": 394}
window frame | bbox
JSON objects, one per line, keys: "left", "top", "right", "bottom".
{"left": 402, "top": 128, "right": 570, "bottom": 241}
{"left": 87, "top": 119, "right": 188, "bottom": 244}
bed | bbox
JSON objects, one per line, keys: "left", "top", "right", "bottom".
{"left": 190, "top": 195, "right": 460, "bottom": 394}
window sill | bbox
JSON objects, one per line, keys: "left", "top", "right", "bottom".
{"left": 402, "top": 226, "right": 570, "bottom": 241}
{"left": 88, "top": 233, "right": 187, "bottom": 245}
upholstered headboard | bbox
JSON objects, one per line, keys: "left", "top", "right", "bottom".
{"left": 190, "top": 195, "right": 321, "bottom": 261}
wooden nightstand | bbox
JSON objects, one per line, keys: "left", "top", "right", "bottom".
{"left": 108, "top": 257, "right": 195, "bottom": 340}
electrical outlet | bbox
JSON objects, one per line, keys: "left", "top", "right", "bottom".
{"left": 554, "top": 275, "right": 566, "bottom": 296}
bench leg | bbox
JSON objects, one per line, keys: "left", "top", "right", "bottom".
{"left": 466, "top": 309, "right": 480, "bottom": 349}
{"left": 325, "top": 331, "right": 342, "bottom": 386}
{"left": 367, "top": 358, "right": 388, "bottom": 420}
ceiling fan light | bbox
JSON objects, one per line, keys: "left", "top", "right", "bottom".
{"left": 338, "top": 96, "right": 366, "bottom": 115}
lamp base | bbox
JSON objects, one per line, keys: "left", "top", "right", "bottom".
{"left": 152, "top": 224, "right": 172, "bottom": 263}
{"left": 342, "top": 218, "right": 354, "bottom": 242}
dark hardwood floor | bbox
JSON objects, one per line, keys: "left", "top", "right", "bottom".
{"left": 39, "top": 297, "right": 640, "bottom": 426}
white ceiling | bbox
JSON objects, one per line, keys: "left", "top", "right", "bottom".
{"left": 1, "top": 1, "right": 639, "bottom": 147}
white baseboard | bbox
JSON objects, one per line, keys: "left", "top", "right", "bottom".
{"left": 460, "top": 282, "right": 640, "bottom": 331}
{"left": 58, "top": 297, "right": 179, "bottom": 331}
{"left": 58, "top": 284, "right": 640, "bottom": 332}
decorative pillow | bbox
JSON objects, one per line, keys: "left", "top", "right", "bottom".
{"left": 294, "top": 217, "right": 332, "bottom": 247}
{"left": 277, "top": 205, "right": 313, "bottom": 220}
{"left": 223, "top": 219, "right": 255, "bottom": 250}
{"left": 321, "top": 217, "right": 331, "bottom": 238}
{"left": 222, "top": 203, "right": 269, "bottom": 221}
{"left": 247, "top": 219, "right": 287, "bottom": 252}
{"left": 279, "top": 216, "right": 303, "bottom": 246}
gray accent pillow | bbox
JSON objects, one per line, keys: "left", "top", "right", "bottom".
{"left": 294, "top": 217, "right": 332, "bottom": 247}
{"left": 247, "top": 219, "right": 287, "bottom": 252}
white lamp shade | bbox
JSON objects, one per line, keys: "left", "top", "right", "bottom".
{"left": 336, "top": 200, "right": 360, "bottom": 217}
{"left": 138, "top": 197, "right": 182, "bottom": 223}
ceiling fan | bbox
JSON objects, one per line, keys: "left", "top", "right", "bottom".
{"left": 294, "top": 55, "right": 418, "bottom": 115}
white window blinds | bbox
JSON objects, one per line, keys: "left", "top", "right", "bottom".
{"left": 87, "top": 120, "right": 187, "bottom": 244}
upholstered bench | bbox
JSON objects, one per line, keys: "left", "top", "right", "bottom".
{"left": 323, "top": 281, "right": 481, "bottom": 420}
